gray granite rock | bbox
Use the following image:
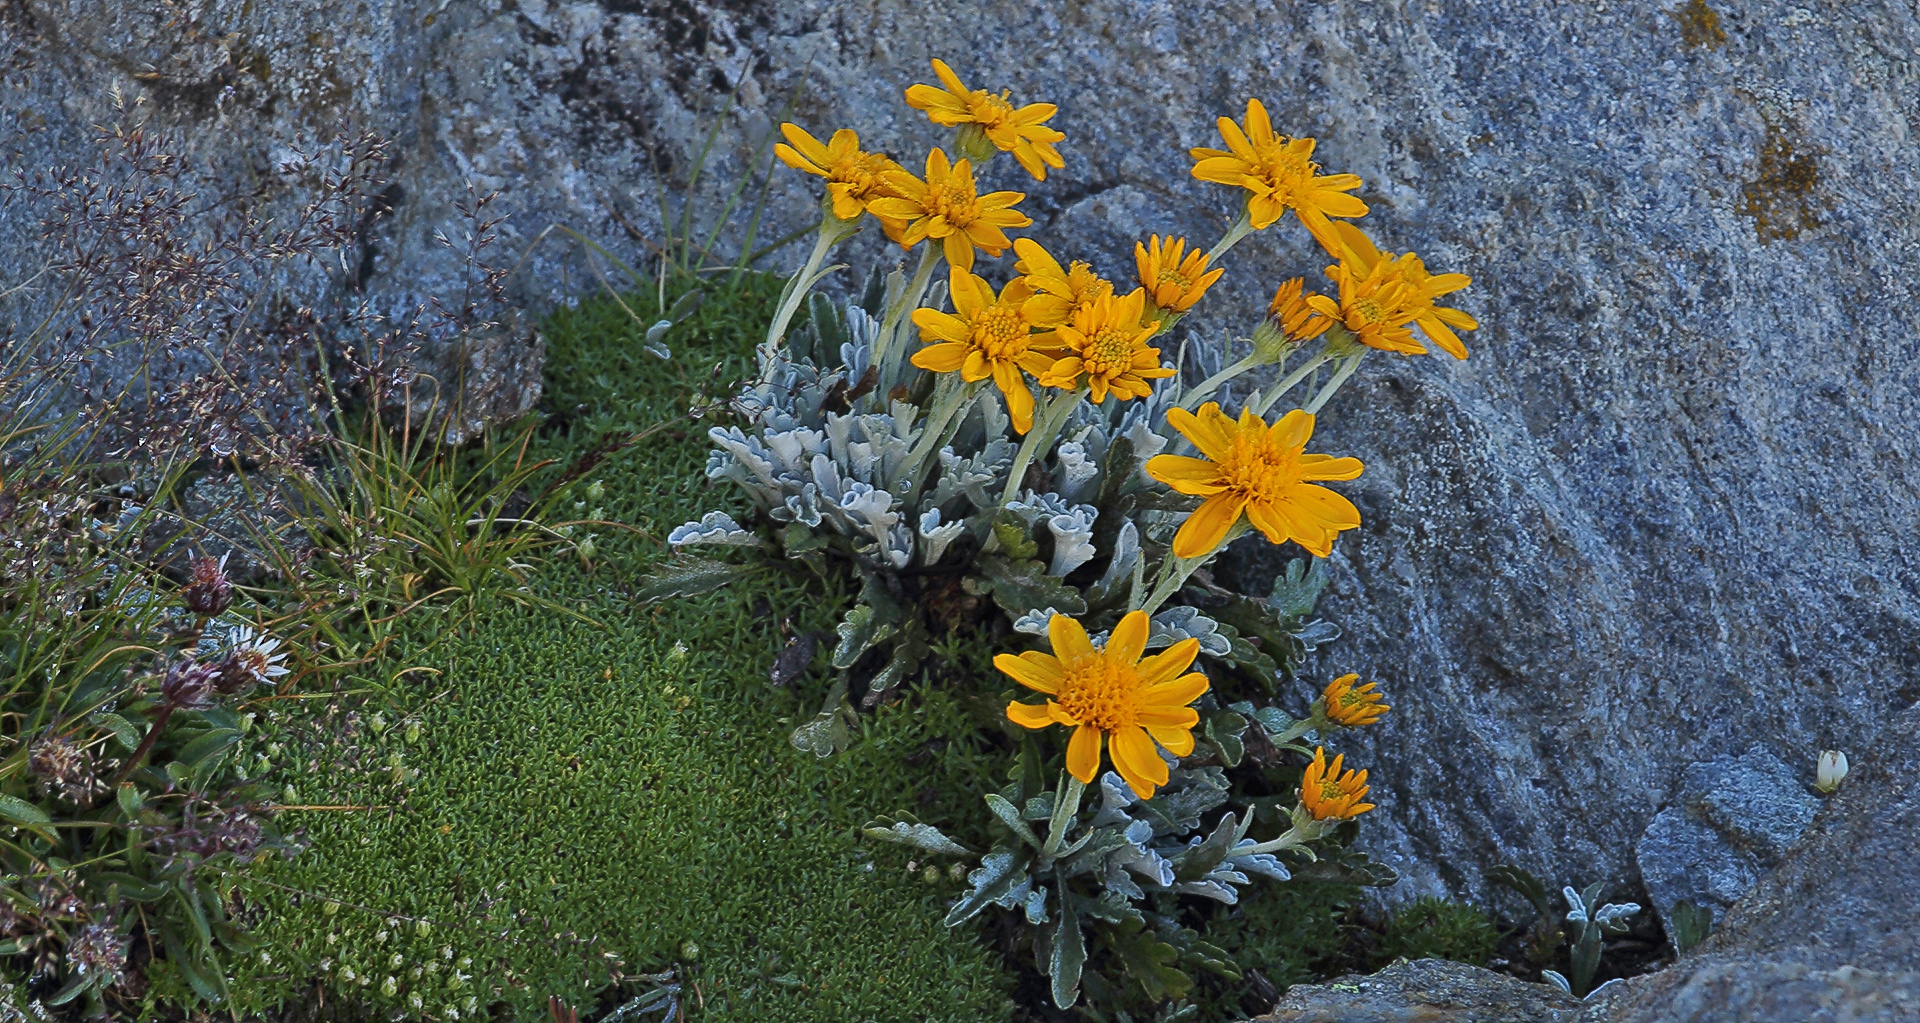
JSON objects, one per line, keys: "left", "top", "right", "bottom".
{"left": 1578, "top": 703, "right": 1920, "bottom": 1023}
{"left": 5, "top": 0, "right": 1919, "bottom": 903}
{"left": 1634, "top": 747, "right": 1819, "bottom": 945}
{"left": 1248, "top": 957, "right": 1581, "bottom": 1023}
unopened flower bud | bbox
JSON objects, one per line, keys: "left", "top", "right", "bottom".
{"left": 1815, "top": 750, "right": 1849, "bottom": 794}
{"left": 183, "top": 554, "right": 234, "bottom": 617}
{"left": 160, "top": 660, "right": 220, "bottom": 710}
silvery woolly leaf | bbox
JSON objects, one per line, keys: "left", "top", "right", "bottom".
{"left": 864, "top": 815, "right": 973, "bottom": 856}
{"left": 1012, "top": 607, "right": 1066, "bottom": 636}
{"left": 1563, "top": 885, "right": 1589, "bottom": 923}
{"left": 917, "top": 509, "right": 965, "bottom": 566}
{"left": 1101, "top": 858, "right": 1146, "bottom": 900}
{"left": 644, "top": 318, "right": 673, "bottom": 359}
{"left": 1044, "top": 505, "right": 1100, "bottom": 578}
{"left": 1594, "top": 902, "right": 1641, "bottom": 933}
{"left": 666, "top": 510, "right": 764, "bottom": 548}
{"left": 1228, "top": 846, "right": 1292, "bottom": 882}
{"left": 1025, "top": 887, "right": 1050, "bottom": 924}
{"left": 1293, "top": 618, "right": 1341, "bottom": 652}
{"left": 1053, "top": 440, "right": 1100, "bottom": 503}
{"left": 1148, "top": 607, "right": 1232, "bottom": 657}
{"left": 946, "top": 850, "right": 1032, "bottom": 926}
{"left": 1171, "top": 879, "right": 1242, "bottom": 903}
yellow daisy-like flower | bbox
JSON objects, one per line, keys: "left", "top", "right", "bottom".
{"left": 910, "top": 269, "right": 1057, "bottom": 433}
{"left": 1145, "top": 403, "right": 1363, "bottom": 560}
{"left": 868, "top": 149, "right": 1031, "bottom": 272}
{"left": 1013, "top": 238, "right": 1114, "bottom": 328}
{"left": 774, "top": 124, "right": 903, "bottom": 222}
{"left": 1305, "top": 254, "right": 1427, "bottom": 357}
{"left": 999, "top": 611, "right": 1209, "bottom": 799}
{"left": 1135, "top": 235, "right": 1224, "bottom": 314}
{"left": 1190, "top": 99, "right": 1368, "bottom": 253}
{"left": 1268, "top": 277, "right": 1333, "bottom": 342}
{"left": 1038, "top": 288, "right": 1174, "bottom": 403}
{"left": 1321, "top": 674, "right": 1389, "bottom": 728}
{"left": 1315, "top": 223, "right": 1477, "bottom": 359}
{"left": 1300, "top": 747, "right": 1374, "bottom": 820}
{"left": 905, "top": 59, "right": 1066, "bottom": 181}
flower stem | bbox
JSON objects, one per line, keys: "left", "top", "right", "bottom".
{"left": 1039, "top": 774, "right": 1086, "bottom": 863}
{"left": 1303, "top": 352, "right": 1364, "bottom": 415}
{"left": 998, "top": 387, "right": 1082, "bottom": 506}
{"left": 104, "top": 705, "right": 174, "bottom": 797}
{"left": 1181, "top": 352, "right": 1261, "bottom": 410}
{"left": 896, "top": 376, "right": 973, "bottom": 496}
{"left": 1252, "top": 350, "right": 1333, "bottom": 417}
{"left": 763, "top": 218, "right": 852, "bottom": 353}
{"left": 1206, "top": 208, "right": 1255, "bottom": 264}
{"left": 874, "top": 244, "right": 941, "bottom": 390}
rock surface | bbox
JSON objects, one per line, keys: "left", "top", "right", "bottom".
{"left": 1633, "top": 746, "right": 1818, "bottom": 944}
{"left": 1249, "top": 958, "right": 1581, "bottom": 1023}
{"left": 1578, "top": 703, "right": 1920, "bottom": 1021}
{"left": 5, "top": 0, "right": 1919, "bottom": 902}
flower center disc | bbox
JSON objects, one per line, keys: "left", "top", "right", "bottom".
{"left": 1222, "top": 433, "right": 1300, "bottom": 505}
{"left": 972, "top": 306, "right": 1030, "bottom": 359}
{"left": 1084, "top": 326, "right": 1139, "bottom": 375}
{"left": 928, "top": 181, "right": 981, "bottom": 224}
{"left": 1054, "top": 657, "right": 1143, "bottom": 733}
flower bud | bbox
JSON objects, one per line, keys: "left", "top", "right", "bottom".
{"left": 1815, "top": 750, "right": 1848, "bottom": 794}
{"left": 160, "top": 660, "right": 220, "bottom": 710}
{"left": 183, "top": 554, "right": 234, "bottom": 617}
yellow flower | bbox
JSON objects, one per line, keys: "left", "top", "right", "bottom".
{"left": 1038, "top": 288, "right": 1174, "bottom": 403}
{"left": 1146, "top": 403, "right": 1363, "bottom": 559}
{"left": 905, "top": 59, "right": 1066, "bottom": 181}
{"left": 1316, "top": 223, "right": 1477, "bottom": 359}
{"left": 1135, "top": 235, "right": 1224, "bottom": 313}
{"left": 774, "top": 124, "right": 903, "bottom": 222}
{"left": 868, "top": 149, "right": 1031, "bottom": 272}
{"left": 910, "top": 269, "right": 1058, "bottom": 433}
{"left": 1268, "top": 277, "right": 1333, "bottom": 342}
{"left": 1013, "top": 238, "right": 1113, "bottom": 328}
{"left": 999, "top": 611, "right": 1209, "bottom": 798}
{"left": 1190, "top": 99, "right": 1368, "bottom": 253}
{"left": 1300, "top": 747, "right": 1374, "bottom": 820}
{"left": 1321, "top": 674, "right": 1389, "bottom": 728}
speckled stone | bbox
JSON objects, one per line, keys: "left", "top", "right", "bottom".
{"left": 1247, "top": 958, "right": 1580, "bottom": 1023}
{"left": 4, "top": 0, "right": 1917, "bottom": 900}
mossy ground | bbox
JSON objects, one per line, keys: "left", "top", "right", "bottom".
{"left": 231, "top": 275, "right": 1015, "bottom": 1021}
{"left": 227, "top": 272, "right": 1364, "bottom": 1022}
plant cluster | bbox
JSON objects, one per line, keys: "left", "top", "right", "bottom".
{"left": 663, "top": 58, "right": 1481, "bottom": 1012}
{"left": 1489, "top": 865, "right": 1644, "bottom": 998}
{"left": 0, "top": 490, "right": 301, "bottom": 1016}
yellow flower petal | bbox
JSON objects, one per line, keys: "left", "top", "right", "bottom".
{"left": 1048, "top": 613, "right": 1096, "bottom": 662}
{"left": 1107, "top": 611, "right": 1150, "bottom": 665}
{"left": 1172, "top": 493, "right": 1246, "bottom": 559}
{"left": 1007, "top": 700, "right": 1055, "bottom": 730}
{"left": 1066, "top": 724, "right": 1103, "bottom": 784}
{"left": 994, "top": 650, "right": 1064, "bottom": 694}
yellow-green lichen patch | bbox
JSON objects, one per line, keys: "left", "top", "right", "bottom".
{"left": 1671, "top": 0, "right": 1727, "bottom": 49}
{"left": 1737, "top": 125, "right": 1826, "bottom": 243}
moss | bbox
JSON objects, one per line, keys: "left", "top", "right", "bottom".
{"left": 1670, "top": 0, "right": 1727, "bottom": 49}
{"left": 233, "top": 275, "right": 1018, "bottom": 1021}
{"left": 1737, "top": 124, "right": 1825, "bottom": 243}
{"left": 1373, "top": 897, "right": 1498, "bottom": 969}
{"left": 1186, "top": 880, "right": 1362, "bottom": 1020}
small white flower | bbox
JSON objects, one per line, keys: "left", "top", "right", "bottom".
{"left": 380, "top": 975, "right": 398, "bottom": 997}
{"left": 225, "top": 625, "right": 291, "bottom": 683}
{"left": 1816, "top": 750, "right": 1849, "bottom": 794}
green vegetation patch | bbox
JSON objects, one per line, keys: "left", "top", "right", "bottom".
{"left": 229, "top": 275, "right": 1015, "bottom": 1021}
